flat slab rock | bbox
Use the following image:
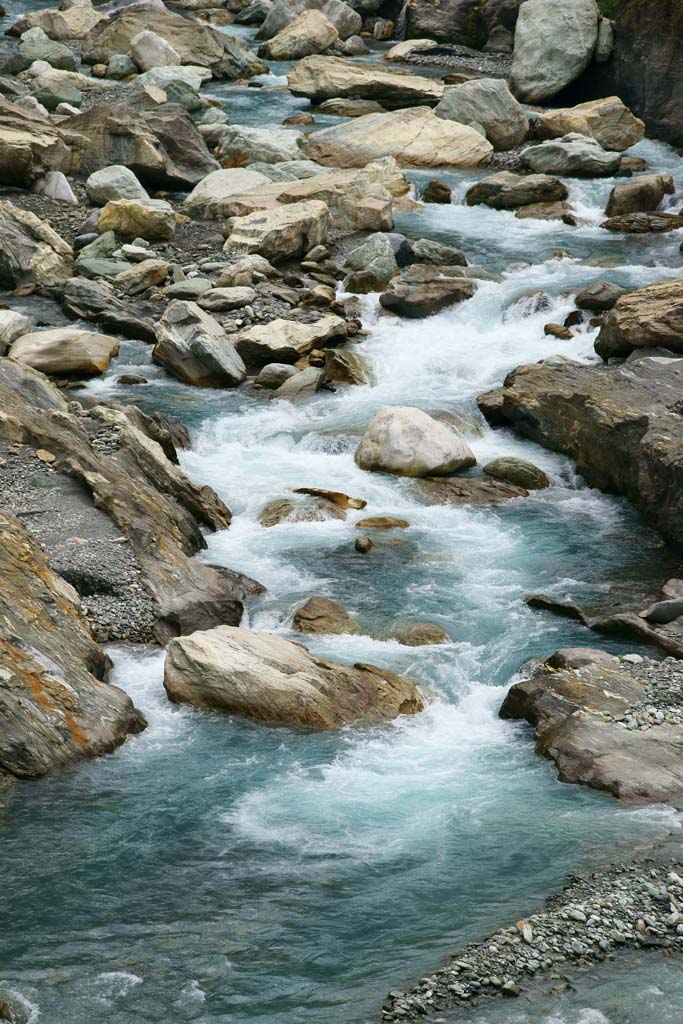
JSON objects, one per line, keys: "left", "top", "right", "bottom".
{"left": 500, "top": 648, "right": 683, "bottom": 803}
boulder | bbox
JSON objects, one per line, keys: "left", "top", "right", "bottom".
{"left": 217, "top": 124, "right": 304, "bottom": 167}
{"left": 306, "top": 107, "right": 493, "bottom": 168}
{"left": 133, "top": 64, "right": 209, "bottom": 93}
{"left": 163, "top": 625, "right": 424, "bottom": 728}
{"left": 257, "top": 0, "right": 363, "bottom": 41}
{"left": 198, "top": 287, "right": 256, "bottom": 312}
{"left": 273, "top": 366, "right": 322, "bottom": 399}
{"left": 605, "top": 174, "right": 675, "bottom": 217}
{"left": 435, "top": 78, "right": 528, "bottom": 150}
{"left": 601, "top": 212, "right": 683, "bottom": 233}
{"left": 10, "top": 328, "right": 120, "bottom": 376}
{"left": 575, "top": 281, "right": 627, "bottom": 312}
{"left": 153, "top": 300, "right": 247, "bottom": 388}
{"left": 12, "top": 30, "right": 78, "bottom": 73}
{"left": 259, "top": 495, "right": 347, "bottom": 526}
{"left": 0, "top": 98, "right": 87, "bottom": 187}
{"left": 415, "top": 476, "right": 527, "bottom": 507}
{"left": 224, "top": 200, "right": 330, "bottom": 261}
{"left": 85, "top": 164, "right": 149, "bottom": 205}
{"left": 595, "top": 280, "right": 683, "bottom": 359}
{"left": 390, "top": 622, "right": 450, "bottom": 646}
{"left": 31, "top": 169, "right": 77, "bottom": 205}
{"left": 9, "top": 2, "right": 104, "bottom": 40}
{"left": 483, "top": 456, "right": 549, "bottom": 490}
{"left": 535, "top": 97, "right": 645, "bottom": 153}
{"left": 184, "top": 168, "right": 270, "bottom": 218}
{"left": 217, "top": 254, "right": 278, "bottom": 287}
{"left": 62, "top": 276, "right": 157, "bottom": 342}
{"left": 522, "top": 133, "right": 621, "bottom": 177}
{"left": 236, "top": 315, "right": 346, "bottom": 364}
{"left": 379, "top": 264, "right": 475, "bottom": 318}
{"left": 411, "top": 238, "right": 467, "bottom": 265}
{"left": 320, "top": 348, "right": 368, "bottom": 386}
{"left": 130, "top": 29, "right": 181, "bottom": 71}
{"left": 288, "top": 56, "right": 443, "bottom": 110}
{"left": 515, "top": 201, "right": 576, "bottom": 223}
{"left": 405, "top": 0, "right": 522, "bottom": 45}
{"left": 355, "top": 515, "right": 409, "bottom": 529}
{"left": 466, "top": 171, "right": 567, "bottom": 210}
{"left": 0, "top": 311, "right": 31, "bottom": 354}
{"left": 0, "top": 202, "right": 73, "bottom": 290}
{"left": 344, "top": 232, "right": 399, "bottom": 292}
{"left": 114, "top": 259, "right": 169, "bottom": 295}
{"left": 255, "top": 363, "right": 298, "bottom": 388}
{"left": 355, "top": 406, "right": 476, "bottom": 478}
{"left": 510, "top": 0, "right": 599, "bottom": 103}
{"left": 314, "top": 97, "right": 386, "bottom": 116}
{"left": 293, "top": 596, "right": 360, "bottom": 634}
{"left": 421, "top": 179, "right": 451, "bottom": 203}
{"left": 258, "top": 9, "right": 338, "bottom": 59}
{"left": 97, "top": 199, "right": 175, "bottom": 241}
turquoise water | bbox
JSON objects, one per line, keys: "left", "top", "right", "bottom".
{"left": 3, "top": 7, "right": 683, "bottom": 1023}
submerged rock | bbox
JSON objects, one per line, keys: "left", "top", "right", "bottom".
{"left": 236, "top": 316, "right": 346, "bottom": 364}
{"left": 163, "top": 625, "right": 424, "bottom": 728}
{"left": 389, "top": 622, "right": 450, "bottom": 646}
{"left": 355, "top": 406, "right": 476, "bottom": 478}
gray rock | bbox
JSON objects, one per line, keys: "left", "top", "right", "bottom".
{"left": 522, "top": 133, "right": 621, "bottom": 177}
{"left": 435, "top": 77, "right": 528, "bottom": 150}
{"left": 32, "top": 170, "right": 78, "bottom": 205}
{"left": 344, "top": 233, "right": 398, "bottom": 293}
{"left": 106, "top": 53, "right": 137, "bottom": 79}
{"left": 355, "top": 406, "right": 476, "bottom": 478}
{"left": 86, "top": 165, "right": 150, "bottom": 205}
{"left": 510, "top": 0, "right": 599, "bottom": 103}
{"left": 379, "top": 264, "right": 475, "bottom": 318}
{"left": 483, "top": 456, "right": 550, "bottom": 490}
{"left": 466, "top": 171, "right": 567, "bottom": 209}
{"left": 255, "top": 363, "right": 298, "bottom": 388}
{"left": 575, "top": 281, "right": 627, "bottom": 311}
{"left": 154, "top": 300, "right": 247, "bottom": 388}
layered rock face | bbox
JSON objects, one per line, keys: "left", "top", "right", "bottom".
{"left": 405, "top": 0, "right": 522, "bottom": 47}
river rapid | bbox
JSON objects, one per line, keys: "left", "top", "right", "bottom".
{"left": 2, "top": 6, "right": 683, "bottom": 1023}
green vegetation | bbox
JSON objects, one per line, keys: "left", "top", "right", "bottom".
{"left": 598, "top": 0, "right": 619, "bottom": 17}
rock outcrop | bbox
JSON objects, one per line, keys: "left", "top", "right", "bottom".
{"left": 163, "top": 625, "right": 424, "bottom": 728}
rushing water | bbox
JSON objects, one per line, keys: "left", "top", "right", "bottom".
{"left": 2, "top": 8, "right": 683, "bottom": 1023}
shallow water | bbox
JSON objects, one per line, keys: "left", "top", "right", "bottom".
{"left": 3, "top": 8, "right": 683, "bottom": 1023}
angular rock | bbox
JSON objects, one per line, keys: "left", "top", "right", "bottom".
{"left": 355, "top": 406, "right": 476, "bottom": 478}
{"left": 257, "top": 0, "right": 362, "bottom": 40}
{"left": 510, "top": 0, "right": 599, "bottom": 103}
{"left": 605, "top": 174, "right": 675, "bottom": 217}
{"left": 288, "top": 55, "right": 443, "bottom": 109}
{"left": 421, "top": 179, "right": 452, "bottom": 204}
{"left": 315, "top": 97, "right": 386, "bottom": 116}
{"left": 163, "top": 625, "right": 423, "bottom": 728}
{"left": 320, "top": 348, "right": 368, "bottom": 386}
{"left": 412, "top": 238, "right": 467, "bottom": 266}
{"left": 595, "top": 280, "right": 683, "bottom": 358}
{"left": 293, "top": 595, "right": 360, "bottom": 634}
{"left": 259, "top": 495, "right": 347, "bottom": 526}
{"left": 273, "top": 366, "right": 322, "bottom": 400}
{"left": 10, "top": 328, "right": 120, "bottom": 376}
{"left": 217, "top": 124, "right": 304, "bottom": 167}
{"left": 62, "top": 276, "right": 157, "bottom": 342}
{"left": 535, "top": 97, "right": 645, "bottom": 153}
{"left": 415, "top": 476, "right": 527, "bottom": 507}
{"left": 255, "top": 363, "right": 298, "bottom": 389}
{"left": 379, "top": 264, "right": 475, "bottom": 318}
{"left": 98, "top": 199, "right": 176, "bottom": 241}
{"left": 466, "top": 171, "right": 567, "bottom": 210}
{"left": 522, "top": 133, "right": 621, "bottom": 177}
{"left": 435, "top": 78, "right": 528, "bottom": 150}
{"left": 258, "top": 9, "right": 338, "bottom": 59}
{"left": 390, "top": 622, "right": 450, "bottom": 646}
{"left": 9, "top": 2, "right": 104, "bottom": 41}
{"left": 114, "top": 258, "right": 169, "bottom": 295}
{"left": 344, "top": 232, "right": 399, "bottom": 292}
{"left": 0, "top": 202, "right": 73, "bottom": 290}
{"left": 184, "top": 168, "right": 270, "bottom": 219}
{"left": 515, "top": 201, "right": 576, "bottom": 223}
{"left": 153, "top": 300, "right": 247, "bottom": 387}
{"left": 483, "top": 456, "right": 549, "bottom": 490}
{"left": 224, "top": 200, "right": 330, "bottom": 261}
{"left": 32, "top": 170, "right": 78, "bottom": 205}
{"left": 236, "top": 315, "right": 346, "bottom": 364}
{"left": 601, "top": 212, "right": 683, "bottom": 233}
{"left": 0, "top": 311, "right": 31, "bottom": 354}
{"left": 575, "top": 280, "right": 627, "bottom": 312}
{"left": 0, "top": 98, "right": 87, "bottom": 187}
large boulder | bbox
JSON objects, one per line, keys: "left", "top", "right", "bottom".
{"left": 355, "top": 406, "right": 476, "bottom": 477}
{"left": 163, "top": 625, "right": 423, "bottom": 728}
{"left": 61, "top": 276, "right": 157, "bottom": 342}
{"left": 288, "top": 55, "right": 443, "bottom": 109}
{"left": 0, "top": 311, "right": 31, "bottom": 355}
{"left": 85, "top": 164, "right": 149, "bottom": 205}
{"left": 344, "top": 233, "right": 399, "bottom": 292}
{"left": 0, "top": 202, "right": 73, "bottom": 290}
{"left": 435, "top": 78, "right": 528, "bottom": 150}
{"left": 8, "top": 1, "right": 105, "bottom": 40}
{"left": 10, "top": 328, "right": 120, "bottom": 376}
{"left": 292, "top": 596, "right": 360, "bottom": 634}
{"left": 405, "top": 0, "right": 523, "bottom": 46}
{"left": 153, "top": 300, "right": 247, "bottom": 387}
{"left": 257, "top": 0, "right": 362, "bottom": 40}
{"left": 236, "top": 315, "right": 346, "bottom": 364}
{"left": 522, "top": 133, "right": 621, "bottom": 177}
{"left": 510, "top": 0, "right": 599, "bottom": 103}
{"left": 306, "top": 107, "right": 493, "bottom": 167}
{"left": 129, "top": 29, "right": 181, "bottom": 71}
{"left": 0, "top": 98, "right": 87, "bottom": 187}
{"left": 595, "top": 280, "right": 683, "bottom": 359}
{"left": 217, "top": 124, "right": 305, "bottom": 167}
{"left": 466, "top": 171, "right": 567, "bottom": 209}
{"left": 535, "top": 97, "right": 645, "bottom": 153}
{"left": 97, "top": 199, "right": 176, "bottom": 241}
{"left": 11, "top": 29, "right": 78, "bottom": 73}
{"left": 224, "top": 200, "right": 330, "bottom": 260}
{"left": 379, "top": 264, "right": 475, "bottom": 317}
{"left": 605, "top": 174, "right": 675, "bottom": 217}
{"left": 184, "top": 168, "right": 271, "bottom": 218}
{"left": 258, "top": 10, "right": 338, "bottom": 59}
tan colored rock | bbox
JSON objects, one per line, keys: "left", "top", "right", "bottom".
{"left": 10, "top": 328, "right": 119, "bottom": 376}
{"left": 236, "top": 315, "right": 346, "bottom": 364}
{"left": 356, "top": 515, "right": 409, "bottom": 529}
{"left": 224, "top": 200, "right": 330, "bottom": 260}
{"left": 293, "top": 487, "right": 366, "bottom": 509}
{"left": 259, "top": 495, "right": 347, "bottom": 526}
{"left": 319, "top": 348, "right": 369, "bottom": 386}
{"left": 0, "top": 99, "right": 87, "bottom": 186}
{"left": 184, "top": 168, "right": 271, "bottom": 219}
{"left": 0, "top": 201, "right": 73, "bottom": 289}
{"left": 535, "top": 97, "right": 645, "bottom": 153}
{"left": 293, "top": 595, "right": 360, "bottom": 634}
{"left": 605, "top": 173, "right": 675, "bottom": 217}
{"left": 258, "top": 9, "right": 338, "bottom": 60}
{"left": 153, "top": 300, "right": 246, "bottom": 388}
{"left": 355, "top": 406, "right": 476, "bottom": 477}
{"left": 390, "top": 622, "right": 450, "bottom": 646}
{"left": 288, "top": 55, "right": 443, "bottom": 109}
{"left": 114, "top": 259, "right": 169, "bottom": 296}
{"left": 98, "top": 200, "right": 176, "bottom": 241}
{"left": 384, "top": 39, "right": 437, "bottom": 61}
{"left": 163, "top": 625, "right": 424, "bottom": 728}
{"left": 596, "top": 279, "right": 683, "bottom": 358}
{"left": 305, "top": 107, "right": 492, "bottom": 168}
{"left": 9, "top": 1, "right": 104, "bottom": 40}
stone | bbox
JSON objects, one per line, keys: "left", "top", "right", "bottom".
{"left": 273, "top": 366, "right": 322, "bottom": 400}
{"left": 12, "top": 30, "right": 78, "bottom": 73}
{"left": 412, "top": 238, "right": 467, "bottom": 266}
{"left": 224, "top": 200, "right": 330, "bottom": 261}
{"left": 106, "top": 53, "right": 137, "bottom": 79}
{"left": 114, "top": 258, "right": 169, "bottom": 295}
{"left": 319, "top": 348, "right": 368, "bottom": 386}
{"left": 0, "top": 311, "right": 31, "bottom": 354}
{"left": 510, "top": 0, "right": 599, "bottom": 103}
{"left": 355, "top": 536, "right": 373, "bottom": 553}
{"left": 259, "top": 495, "right": 346, "bottom": 526}
{"left": 10, "top": 328, "right": 120, "bottom": 376}
{"left": 62, "top": 276, "right": 157, "bottom": 342}
{"left": 595, "top": 280, "right": 683, "bottom": 359}
{"left": 85, "top": 164, "right": 150, "bottom": 205}
{"left": 390, "top": 622, "right": 450, "bottom": 646}
{"left": 184, "top": 168, "right": 271, "bottom": 219}
{"left": 415, "top": 476, "right": 528, "bottom": 507}
{"left": 515, "top": 201, "right": 576, "bottom": 223}
{"left": 355, "top": 406, "right": 476, "bottom": 478}
{"left": 134, "top": 64, "right": 209, "bottom": 93}
{"left": 384, "top": 38, "right": 437, "bottom": 61}
{"left": 292, "top": 487, "right": 366, "bottom": 509}
{"left": 257, "top": 0, "right": 362, "bottom": 41}
{"left": 344, "top": 233, "right": 399, "bottom": 292}
{"left": 217, "top": 124, "right": 304, "bottom": 167}
{"left": 575, "top": 281, "right": 627, "bottom": 312}
{"left": 356, "top": 515, "right": 409, "bottom": 529}
{"left": 545, "top": 323, "right": 573, "bottom": 340}
{"left": 236, "top": 315, "right": 346, "bottom": 364}
{"left": 483, "top": 457, "right": 549, "bottom": 490}
{"left": 98, "top": 199, "right": 176, "bottom": 241}
{"left": 485, "top": 23, "right": 514, "bottom": 53}
{"left": 255, "top": 363, "right": 298, "bottom": 388}
{"left": 466, "top": 171, "right": 567, "bottom": 210}
{"left": 9, "top": 2, "right": 104, "bottom": 41}
{"left": 642, "top": 599, "right": 683, "bottom": 626}
{"left": 217, "top": 255, "right": 278, "bottom": 287}
{"left": 522, "top": 134, "right": 621, "bottom": 178}
{"left": 379, "top": 264, "right": 475, "bottom": 318}
{"left": 422, "top": 179, "right": 452, "bottom": 204}
{"left": 605, "top": 174, "right": 675, "bottom": 217}
{"left": 293, "top": 595, "right": 360, "bottom": 634}
{"left": 198, "top": 287, "right": 257, "bottom": 312}
{"left": 163, "top": 625, "right": 423, "bottom": 728}
{"left": 306, "top": 107, "right": 493, "bottom": 168}
{"left": 0, "top": 202, "right": 73, "bottom": 290}
{"left": 435, "top": 78, "right": 528, "bottom": 150}
{"left": 602, "top": 212, "right": 683, "bottom": 233}
{"left": 153, "top": 300, "right": 247, "bottom": 388}
{"left": 258, "top": 9, "right": 338, "bottom": 60}
{"left": 535, "top": 97, "right": 645, "bottom": 153}
{"left": 130, "top": 29, "right": 181, "bottom": 71}
{"left": 288, "top": 55, "right": 443, "bottom": 109}
{"left": 314, "top": 97, "right": 386, "bottom": 117}
{"left": 30, "top": 170, "right": 77, "bottom": 206}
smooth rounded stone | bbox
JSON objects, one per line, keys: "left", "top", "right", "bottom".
{"left": 411, "top": 238, "right": 467, "bottom": 266}
{"left": 259, "top": 495, "right": 347, "bottom": 526}
{"left": 97, "top": 199, "right": 175, "bottom": 241}
{"left": 355, "top": 406, "right": 476, "bottom": 478}
{"left": 510, "top": 0, "right": 599, "bottom": 103}
{"left": 466, "top": 171, "right": 568, "bottom": 210}
{"left": 77, "top": 256, "right": 130, "bottom": 280}
{"left": 605, "top": 174, "right": 675, "bottom": 217}
{"left": 106, "top": 53, "right": 137, "bottom": 79}
{"left": 314, "top": 97, "right": 386, "bottom": 117}
{"left": 319, "top": 348, "right": 368, "bottom": 386}
{"left": 218, "top": 124, "right": 305, "bottom": 167}
{"left": 198, "top": 287, "right": 257, "bottom": 311}
{"left": 255, "top": 363, "right": 298, "bottom": 389}
{"left": 575, "top": 281, "right": 628, "bottom": 312}
{"left": 32, "top": 171, "right": 78, "bottom": 205}
{"left": 237, "top": 0, "right": 273, "bottom": 24}
{"left": 0, "top": 311, "right": 32, "bottom": 355}
{"left": 224, "top": 200, "right": 330, "bottom": 261}
{"left": 355, "top": 515, "right": 409, "bottom": 529}
{"left": 163, "top": 625, "right": 423, "bottom": 729}
{"left": 642, "top": 598, "right": 683, "bottom": 625}
{"left": 288, "top": 55, "right": 443, "bottom": 110}
{"left": 10, "top": 328, "right": 119, "bottom": 376}
{"left": 535, "top": 96, "right": 645, "bottom": 153}
{"left": 292, "top": 595, "right": 360, "bottom": 634}
{"left": 515, "top": 201, "right": 576, "bottom": 224}
{"left": 379, "top": 264, "right": 476, "bottom": 318}
{"left": 435, "top": 77, "right": 528, "bottom": 150}
{"left": 258, "top": 9, "right": 338, "bottom": 60}
{"left": 389, "top": 621, "right": 450, "bottom": 646}
{"left": 0, "top": 202, "right": 74, "bottom": 290}
{"left": 305, "top": 107, "right": 493, "bottom": 168}
{"left": 522, "top": 134, "right": 622, "bottom": 177}
{"left": 153, "top": 300, "right": 247, "bottom": 388}
{"left": 114, "top": 258, "right": 169, "bottom": 295}
{"left": 236, "top": 315, "right": 346, "bottom": 364}
{"left": 116, "top": 373, "right": 148, "bottom": 385}
{"left": 421, "top": 179, "right": 451, "bottom": 203}
{"left": 355, "top": 536, "right": 373, "bottom": 553}
{"left": 602, "top": 211, "right": 683, "bottom": 233}
{"left": 257, "top": 0, "right": 362, "bottom": 42}
{"left": 130, "top": 29, "right": 181, "bottom": 71}
{"left": 164, "top": 278, "right": 213, "bottom": 299}
{"left": 272, "top": 366, "right": 322, "bottom": 400}
{"left": 185, "top": 169, "right": 271, "bottom": 220}
{"left": 344, "top": 233, "right": 399, "bottom": 293}
{"left": 483, "top": 457, "right": 550, "bottom": 490}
